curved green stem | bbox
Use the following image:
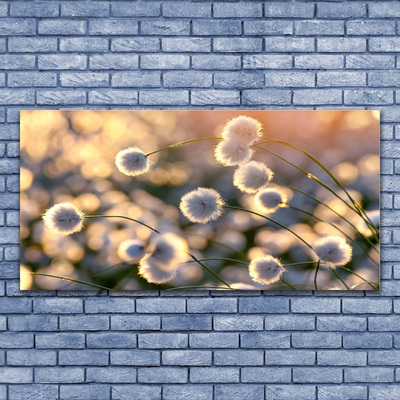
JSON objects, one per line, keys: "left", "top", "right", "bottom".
{"left": 31, "top": 272, "right": 111, "bottom": 290}
{"left": 284, "top": 261, "right": 318, "bottom": 267}
{"left": 274, "top": 181, "right": 379, "bottom": 253}
{"left": 290, "top": 205, "right": 379, "bottom": 267}
{"left": 86, "top": 215, "right": 160, "bottom": 234}
{"left": 351, "top": 281, "right": 379, "bottom": 290}
{"left": 185, "top": 257, "right": 248, "bottom": 266}
{"left": 329, "top": 267, "right": 350, "bottom": 290}
{"left": 314, "top": 260, "right": 320, "bottom": 290}
{"left": 146, "top": 137, "right": 222, "bottom": 157}
{"left": 280, "top": 277, "right": 298, "bottom": 290}
{"left": 223, "top": 205, "right": 313, "bottom": 250}
{"left": 335, "top": 265, "right": 379, "bottom": 290}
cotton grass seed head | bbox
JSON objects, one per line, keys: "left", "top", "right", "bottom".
{"left": 180, "top": 187, "right": 225, "bottom": 224}
{"left": 255, "top": 188, "right": 287, "bottom": 213}
{"left": 115, "top": 147, "right": 150, "bottom": 177}
{"left": 138, "top": 255, "right": 176, "bottom": 284}
{"left": 248, "top": 255, "right": 285, "bottom": 286}
{"left": 233, "top": 161, "right": 273, "bottom": 194}
{"left": 222, "top": 116, "right": 262, "bottom": 145}
{"left": 214, "top": 139, "right": 253, "bottom": 167}
{"left": 42, "top": 202, "right": 84, "bottom": 235}
{"left": 150, "top": 233, "right": 188, "bottom": 266}
{"left": 117, "top": 239, "right": 146, "bottom": 262}
{"left": 313, "top": 236, "right": 352, "bottom": 267}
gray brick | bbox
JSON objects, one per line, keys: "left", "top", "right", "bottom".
{"left": 90, "top": 54, "right": 138, "bottom": 70}
{"left": 265, "top": 385, "right": 315, "bottom": 400}
{"left": 265, "top": 350, "right": 315, "bottom": 366}
{"left": 343, "top": 333, "right": 392, "bottom": 349}
{"left": 139, "top": 333, "right": 187, "bottom": 349}
{"left": 163, "top": 385, "right": 212, "bottom": 400}
{"left": 0, "top": 332, "right": 33, "bottom": 348}
{"left": 193, "top": 20, "right": 241, "bottom": 36}
{"left": 9, "top": 385, "right": 58, "bottom": 400}
{"left": 0, "top": 297, "right": 31, "bottom": 313}
{"left": 215, "top": 385, "right": 264, "bottom": 400}
{"left": 345, "top": 89, "right": 393, "bottom": 105}
{"left": 265, "top": 315, "right": 314, "bottom": 331}
{"left": 136, "top": 298, "right": 185, "bottom": 313}
{"left": 296, "top": 55, "right": 344, "bottom": 69}
{"left": 37, "top": 90, "right": 86, "bottom": 105}
{"left": 294, "top": 89, "right": 342, "bottom": 105}
{"left": 370, "top": 38, "right": 400, "bottom": 53}
{"left": 60, "top": 38, "right": 108, "bottom": 52}
{"left": 191, "top": 90, "right": 240, "bottom": 106}
{"left": 162, "top": 350, "right": 211, "bottom": 366}
{"left": 239, "top": 297, "right": 289, "bottom": 313}
{"left": 112, "top": 71, "right": 160, "bottom": 88}
{"left": 347, "top": 20, "right": 395, "bottom": 36}
{"left": 138, "top": 367, "right": 187, "bottom": 383}
{"left": 317, "top": 3, "right": 366, "bottom": 19}
{"left": 111, "top": 350, "right": 159, "bottom": 366}
{"left": 318, "top": 71, "right": 366, "bottom": 87}
{"left": 60, "top": 385, "right": 110, "bottom": 400}
{"left": 345, "top": 367, "right": 393, "bottom": 383}
{"left": 190, "top": 367, "right": 239, "bottom": 383}
{"left": 369, "top": 350, "right": 400, "bottom": 366}
{"left": 11, "top": 2, "right": 59, "bottom": 17}
{"left": 318, "top": 385, "right": 367, "bottom": 400}
{"left": 85, "top": 298, "right": 135, "bottom": 313}
{"left": 0, "top": 367, "right": 33, "bottom": 383}
{"left": 317, "top": 316, "right": 366, "bottom": 331}
{"left": 112, "top": 2, "right": 159, "bottom": 17}
{"left": 292, "top": 298, "right": 341, "bottom": 313}
{"left": 35, "top": 367, "right": 84, "bottom": 383}
{"left": 60, "top": 315, "right": 109, "bottom": 331}
{"left": 318, "top": 38, "right": 367, "bottom": 53}
{"left": 214, "top": 315, "right": 263, "bottom": 331}
{"left": 244, "top": 21, "right": 292, "bottom": 36}
{"left": 86, "top": 367, "right": 136, "bottom": 383}
{"left": 0, "top": 55, "right": 35, "bottom": 70}
{"left": 111, "top": 38, "right": 160, "bottom": 52}
{"left": 243, "top": 54, "right": 292, "bottom": 70}
{"left": 264, "top": 2, "right": 314, "bottom": 18}
{"left": 346, "top": 55, "right": 395, "bottom": 69}
{"left": 241, "top": 332, "right": 290, "bottom": 349}
{"left": 369, "top": 2, "right": 400, "bottom": 18}
{"left": 0, "top": 19, "right": 36, "bottom": 36}
{"left": 9, "top": 72, "right": 57, "bottom": 88}
{"left": 87, "top": 332, "right": 136, "bottom": 349}
{"left": 59, "top": 350, "right": 109, "bottom": 366}
{"left": 39, "top": 19, "right": 86, "bottom": 35}
{"left": 163, "top": 2, "right": 210, "bottom": 18}
{"left": 214, "top": 3, "right": 262, "bottom": 18}
{"left": 141, "top": 54, "right": 189, "bottom": 70}
{"left": 189, "top": 332, "right": 239, "bottom": 348}
{"left": 8, "top": 315, "right": 57, "bottom": 331}
{"left": 89, "top": 19, "right": 138, "bottom": 35}
{"left": 343, "top": 299, "right": 391, "bottom": 314}
{"left": 296, "top": 20, "right": 344, "bottom": 36}
{"left": 163, "top": 71, "right": 211, "bottom": 88}
{"left": 113, "top": 385, "right": 161, "bottom": 400}
{"left": 140, "top": 90, "right": 188, "bottom": 105}
{"left": 162, "top": 38, "right": 211, "bottom": 53}
{"left": 214, "top": 38, "right": 262, "bottom": 53}
{"left": 214, "top": 350, "right": 263, "bottom": 366}
{"left": 370, "top": 71, "right": 400, "bottom": 87}
{"left": 34, "top": 298, "right": 83, "bottom": 313}
{"left": 141, "top": 21, "right": 189, "bottom": 36}
{"left": 111, "top": 315, "right": 160, "bottom": 330}
{"left": 265, "top": 71, "right": 315, "bottom": 88}
{"left": 60, "top": 72, "right": 109, "bottom": 88}
{"left": 369, "top": 316, "right": 400, "bottom": 331}
{"left": 38, "top": 55, "right": 87, "bottom": 70}
{"left": 318, "top": 350, "right": 366, "bottom": 366}
{"left": 36, "top": 333, "right": 84, "bottom": 349}
{"left": 62, "top": 2, "right": 110, "bottom": 17}
{"left": 293, "top": 367, "right": 342, "bottom": 383}
{"left": 9, "top": 37, "right": 57, "bottom": 53}
{"left": 265, "top": 37, "right": 314, "bottom": 52}
{"left": 7, "top": 349, "right": 56, "bottom": 366}
{"left": 292, "top": 332, "right": 341, "bottom": 349}
{"left": 242, "top": 89, "right": 291, "bottom": 105}
{"left": 162, "top": 315, "right": 211, "bottom": 331}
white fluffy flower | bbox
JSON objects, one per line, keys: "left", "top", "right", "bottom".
{"left": 115, "top": 147, "right": 150, "bottom": 177}
{"left": 138, "top": 255, "right": 176, "bottom": 284}
{"left": 42, "top": 202, "right": 84, "bottom": 235}
{"left": 255, "top": 188, "right": 287, "bottom": 213}
{"left": 150, "top": 233, "right": 188, "bottom": 266}
{"left": 248, "top": 255, "right": 285, "bottom": 285}
{"left": 180, "top": 187, "right": 225, "bottom": 224}
{"left": 222, "top": 116, "right": 262, "bottom": 145}
{"left": 117, "top": 239, "right": 146, "bottom": 262}
{"left": 214, "top": 139, "right": 253, "bottom": 166}
{"left": 313, "top": 236, "right": 352, "bottom": 267}
{"left": 233, "top": 161, "right": 273, "bottom": 194}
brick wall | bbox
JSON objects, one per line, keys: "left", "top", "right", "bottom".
{"left": 0, "top": 1, "right": 399, "bottom": 399}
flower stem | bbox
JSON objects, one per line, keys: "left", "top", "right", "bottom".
{"left": 329, "top": 267, "right": 350, "bottom": 290}
{"left": 283, "top": 261, "right": 318, "bottom": 267}
{"left": 167, "top": 285, "right": 237, "bottom": 291}
{"left": 314, "top": 260, "right": 320, "bottom": 290}
{"left": 30, "top": 272, "right": 111, "bottom": 290}
{"left": 280, "top": 277, "right": 298, "bottom": 290}
{"left": 86, "top": 215, "right": 160, "bottom": 234}
{"left": 185, "top": 257, "right": 248, "bottom": 266}
{"left": 335, "top": 266, "right": 379, "bottom": 290}
{"left": 223, "top": 205, "right": 313, "bottom": 250}
{"left": 146, "top": 137, "right": 222, "bottom": 157}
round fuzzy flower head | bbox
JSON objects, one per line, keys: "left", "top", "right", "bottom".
{"left": 255, "top": 188, "right": 287, "bottom": 213}
{"left": 43, "top": 202, "right": 84, "bottom": 235}
{"left": 233, "top": 161, "right": 273, "bottom": 194}
{"left": 313, "top": 236, "right": 352, "bottom": 267}
{"left": 248, "top": 255, "right": 286, "bottom": 286}
{"left": 117, "top": 239, "right": 146, "bottom": 262}
{"left": 222, "top": 116, "right": 262, "bottom": 145}
{"left": 138, "top": 255, "right": 176, "bottom": 285}
{"left": 180, "top": 187, "right": 225, "bottom": 224}
{"left": 214, "top": 139, "right": 253, "bottom": 167}
{"left": 150, "top": 233, "right": 188, "bottom": 267}
{"left": 115, "top": 147, "right": 149, "bottom": 177}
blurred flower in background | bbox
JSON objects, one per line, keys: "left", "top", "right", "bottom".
{"left": 20, "top": 110, "right": 380, "bottom": 290}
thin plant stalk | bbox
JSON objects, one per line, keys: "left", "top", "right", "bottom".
{"left": 223, "top": 205, "right": 313, "bottom": 250}
{"left": 351, "top": 281, "right": 379, "bottom": 290}
{"left": 329, "top": 267, "right": 350, "bottom": 290}
{"left": 185, "top": 257, "right": 248, "bottom": 266}
{"left": 280, "top": 277, "right": 298, "bottom": 290}
{"left": 257, "top": 139, "right": 379, "bottom": 238}
{"left": 146, "top": 137, "right": 222, "bottom": 157}
{"left": 289, "top": 205, "right": 379, "bottom": 267}
{"left": 167, "top": 285, "right": 237, "bottom": 291}
{"left": 335, "top": 265, "right": 379, "bottom": 290}
{"left": 314, "top": 260, "right": 321, "bottom": 290}
{"left": 31, "top": 272, "right": 111, "bottom": 290}
{"left": 275, "top": 181, "right": 379, "bottom": 253}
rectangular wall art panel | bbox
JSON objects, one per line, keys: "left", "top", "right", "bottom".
{"left": 20, "top": 110, "right": 380, "bottom": 291}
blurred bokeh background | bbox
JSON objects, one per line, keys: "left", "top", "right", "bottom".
{"left": 20, "top": 110, "right": 380, "bottom": 290}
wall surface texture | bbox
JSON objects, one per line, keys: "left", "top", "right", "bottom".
{"left": 0, "top": 0, "right": 399, "bottom": 399}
